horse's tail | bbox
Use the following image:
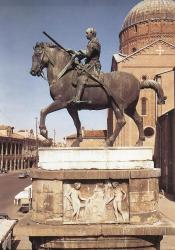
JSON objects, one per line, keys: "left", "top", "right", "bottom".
{"left": 140, "top": 79, "right": 167, "bottom": 104}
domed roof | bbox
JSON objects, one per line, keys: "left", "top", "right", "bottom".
{"left": 121, "top": 0, "right": 175, "bottom": 31}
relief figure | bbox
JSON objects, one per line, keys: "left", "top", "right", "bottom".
{"left": 64, "top": 182, "right": 88, "bottom": 220}
{"left": 106, "top": 182, "right": 126, "bottom": 221}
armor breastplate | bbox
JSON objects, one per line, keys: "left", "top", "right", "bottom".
{"left": 86, "top": 37, "right": 101, "bottom": 63}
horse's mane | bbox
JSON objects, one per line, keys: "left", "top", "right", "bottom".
{"left": 45, "top": 42, "right": 57, "bottom": 48}
{"left": 34, "top": 42, "right": 71, "bottom": 61}
{"left": 35, "top": 42, "right": 59, "bottom": 49}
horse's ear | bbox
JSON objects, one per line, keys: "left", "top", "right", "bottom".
{"left": 40, "top": 42, "right": 45, "bottom": 48}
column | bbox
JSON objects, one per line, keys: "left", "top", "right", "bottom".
{"left": 5, "top": 160, "right": 8, "bottom": 171}
{"left": 14, "top": 143, "right": 17, "bottom": 170}
{"left": 17, "top": 159, "right": 20, "bottom": 170}
{"left": 1, "top": 142, "right": 3, "bottom": 170}
{"left": 10, "top": 143, "right": 12, "bottom": 155}
{"left": 10, "top": 160, "right": 12, "bottom": 171}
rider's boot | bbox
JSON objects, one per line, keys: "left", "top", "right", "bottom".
{"left": 73, "top": 83, "right": 84, "bottom": 103}
{"left": 68, "top": 83, "right": 84, "bottom": 104}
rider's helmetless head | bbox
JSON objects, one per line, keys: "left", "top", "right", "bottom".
{"left": 85, "top": 27, "right": 96, "bottom": 40}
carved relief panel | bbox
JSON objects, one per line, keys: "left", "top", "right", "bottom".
{"left": 63, "top": 180, "right": 129, "bottom": 224}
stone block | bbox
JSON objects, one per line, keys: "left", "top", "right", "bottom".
{"left": 33, "top": 180, "right": 61, "bottom": 193}
{"left": 129, "top": 191, "right": 156, "bottom": 202}
{"left": 129, "top": 178, "right": 159, "bottom": 192}
{"left": 130, "top": 201, "right": 157, "bottom": 213}
{"left": 130, "top": 211, "right": 159, "bottom": 224}
{"left": 38, "top": 147, "right": 154, "bottom": 170}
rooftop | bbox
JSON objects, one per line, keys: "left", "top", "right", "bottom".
{"left": 121, "top": 0, "right": 175, "bottom": 31}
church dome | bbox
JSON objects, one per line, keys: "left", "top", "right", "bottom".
{"left": 122, "top": 0, "right": 175, "bottom": 31}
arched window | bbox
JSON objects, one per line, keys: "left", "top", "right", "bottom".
{"left": 134, "top": 24, "right": 138, "bottom": 32}
{"left": 141, "top": 97, "right": 148, "bottom": 116}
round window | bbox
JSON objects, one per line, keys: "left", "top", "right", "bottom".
{"left": 144, "top": 127, "right": 155, "bottom": 138}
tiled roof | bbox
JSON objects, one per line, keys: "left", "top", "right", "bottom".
{"left": 0, "top": 131, "right": 24, "bottom": 139}
{"left": 114, "top": 39, "right": 175, "bottom": 64}
{"left": 66, "top": 130, "right": 107, "bottom": 139}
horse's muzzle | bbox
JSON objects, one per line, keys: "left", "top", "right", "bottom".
{"left": 30, "top": 69, "right": 41, "bottom": 76}
{"left": 30, "top": 69, "right": 37, "bottom": 76}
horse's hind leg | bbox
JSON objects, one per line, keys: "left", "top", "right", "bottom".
{"left": 67, "top": 106, "right": 82, "bottom": 147}
{"left": 125, "top": 105, "right": 145, "bottom": 146}
{"left": 106, "top": 103, "right": 126, "bottom": 147}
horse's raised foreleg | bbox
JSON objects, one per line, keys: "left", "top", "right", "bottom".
{"left": 39, "top": 100, "right": 67, "bottom": 138}
{"left": 125, "top": 106, "right": 145, "bottom": 146}
{"left": 67, "top": 106, "right": 82, "bottom": 147}
{"left": 106, "top": 103, "right": 126, "bottom": 147}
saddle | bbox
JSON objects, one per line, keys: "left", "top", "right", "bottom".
{"left": 72, "top": 64, "right": 104, "bottom": 88}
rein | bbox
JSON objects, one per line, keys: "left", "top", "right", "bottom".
{"left": 39, "top": 48, "right": 55, "bottom": 81}
{"left": 39, "top": 46, "right": 74, "bottom": 82}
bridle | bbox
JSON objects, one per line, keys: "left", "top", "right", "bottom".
{"left": 33, "top": 44, "right": 78, "bottom": 83}
{"left": 33, "top": 45, "right": 55, "bottom": 81}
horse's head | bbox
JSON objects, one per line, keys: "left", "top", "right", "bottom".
{"left": 30, "top": 42, "right": 51, "bottom": 77}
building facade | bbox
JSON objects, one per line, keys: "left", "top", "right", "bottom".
{"left": 154, "top": 108, "right": 175, "bottom": 195}
{"left": 108, "top": 0, "right": 175, "bottom": 146}
{"left": 0, "top": 125, "right": 47, "bottom": 172}
{"left": 65, "top": 128, "right": 107, "bottom": 147}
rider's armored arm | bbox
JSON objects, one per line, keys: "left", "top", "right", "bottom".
{"left": 76, "top": 50, "right": 86, "bottom": 60}
{"left": 86, "top": 39, "right": 101, "bottom": 58}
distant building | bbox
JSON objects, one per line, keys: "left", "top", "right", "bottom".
{"left": 108, "top": 0, "right": 175, "bottom": 147}
{"left": 65, "top": 127, "right": 107, "bottom": 147}
{"left": 0, "top": 125, "right": 48, "bottom": 172}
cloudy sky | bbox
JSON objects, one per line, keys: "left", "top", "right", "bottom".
{"left": 0, "top": 0, "right": 140, "bottom": 141}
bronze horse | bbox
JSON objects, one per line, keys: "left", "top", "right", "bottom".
{"left": 30, "top": 42, "right": 166, "bottom": 146}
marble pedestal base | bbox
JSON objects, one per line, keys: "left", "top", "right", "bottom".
{"left": 23, "top": 147, "right": 175, "bottom": 250}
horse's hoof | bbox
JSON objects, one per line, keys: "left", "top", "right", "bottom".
{"left": 71, "top": 139, "right": 80, "bottom": 147}
{"left": 135, "top": 140, "right": 143, "bottom": 147}
{"left": 40, "top": 128, "right": 48, "bottom": 139}
{"left": 106, "top": 139, "right": 113, "bottom": 147}
{"left": 78, "top": 135, "right": 83, "bottom": 142}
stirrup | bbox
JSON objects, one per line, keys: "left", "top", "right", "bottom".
{"left": 67, "top": 97, "right": 81, "bottom": 104}
{"left": 67, "top": 98, "right": 91, "bottom": 104}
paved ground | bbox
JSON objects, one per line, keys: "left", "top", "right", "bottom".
{"left": 0, "top": 171, "right": 31, "bottom": 218}
{"left": 0, "top": 172, "right": 32, "bottom": 249}
{"left": 1, "top": 172, "right": 175, "bottom": 249}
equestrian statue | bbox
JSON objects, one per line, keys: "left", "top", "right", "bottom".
{"left": 30, "top": 28, "right": 166, "bottom": 146}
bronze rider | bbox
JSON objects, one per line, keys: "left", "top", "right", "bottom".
{"left": 72, "top": 27, "right": 101, "bottom": 104}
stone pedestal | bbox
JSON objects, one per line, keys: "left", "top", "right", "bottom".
{"left": 20, "top": 147, "right": 175, "bottom": 249}
{"left": 31, "top": 168, "right": 160, "bottom": 225}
